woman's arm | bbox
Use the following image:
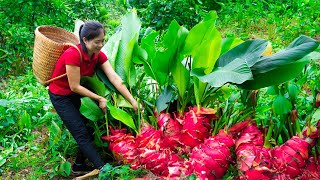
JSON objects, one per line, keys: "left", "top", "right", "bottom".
{"left": 66, "top": 65, "right": 107, "bottom": 113}
{"left": 100, "top": 61, "right": 139, "bottom": 111}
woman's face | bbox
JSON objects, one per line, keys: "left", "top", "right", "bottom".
{"left": 84, "top": 30, "right": 105, "bottom": 55}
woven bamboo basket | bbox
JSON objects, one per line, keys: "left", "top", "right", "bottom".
{"left": 32, "top": 25, "right": 80, "bottom": 85}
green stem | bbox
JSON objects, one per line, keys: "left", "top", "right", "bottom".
{"left": 94, "top": 121, "right": 104, "bottom": 145}
{"left": 287, "top": 115, "right": 294, "bottom": 137}
{"left": 294, "top": 117, "right": 301, "bottom": 136}
{"left": 264, "top": 121, "right": 274, "bottom": 148}
{"left": 105, "top": 114, "right": 109, "bottom": 137}
{"left": 137, "top": 98, "right": 141, "bottom": 133}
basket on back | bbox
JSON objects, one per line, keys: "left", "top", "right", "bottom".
{"left": 32, "top": 26, "right": 79, "bottom": 85}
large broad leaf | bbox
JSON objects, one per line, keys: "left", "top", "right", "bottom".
{"left": 81, "top": 74, "right": 108, "bottom": 97}
{"left": 251, "top": 35, "right": 319, "bottom": 74}
{"left": 192, "top": 58, "right": 253, "bottom": 87}
{"left": 106, "top": 102, "right": 137, "bottom": 133}
{"left": 170, "top": 26, "right": 189, "bottom": 99}
{"left": 102, "top": 30, "right": 122, "bottom": 68}
{"left": 182, "top": 11, "right": 222, "bottom": 106}
{"left": 239, "top": 35, "right": 319, "bottom": 90}
{"left": 156, "top": 86, "right": 174, "bottom": 113}
{"left": 96, "top": 68, "right": 117, "bottom": 92}
{"left": 152, "top": 20, "right": 185, "bottom": 85}
{"left": 220, "top": 37, "right": 244, "bottom": 55}
{"left": 217, "top": 39, "right": 268, "bottom": 68}
{"left": 239, "top": 59, "right": 310, "bottom": 90}
{"left": 124, "top": 34, "right": 139, "bottom": 87}
{"left": 140, "top": 31, "right": 159, "bottom": 80}
{"left": 182, "top": 11, "right": 218, "bottom": 57}
{"left": 171, "top": 55, "right": 190, "bottom": 98}
{"left": 112, "top": 11, "right": 141, "bottom": 84}
{"left": 80, "top": 97, "right": 104, "bottom": 122}
{"left": 184, "top": 11, "right": 222, "bottom": 73}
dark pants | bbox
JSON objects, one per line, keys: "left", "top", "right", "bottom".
{"left": 49, "top": 91, "right": 104, "bottom": 168}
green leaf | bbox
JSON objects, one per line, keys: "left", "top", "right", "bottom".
{"left": 220, "top": 37, "right": 244, "bottom": 55}
{"left": 106, "top": 102, "right": 137, "bottom": 133}
{"left": 273, "top": 95, "right": 292, "bottom": 115}
{"left": 169, "top": 25, "right": 189, "bottom": 99}
{"left": 188, "top": 19, "right": 221, "bottom": 73}
{"left": 311, "top": 109, "right": 320, "bottom": 125}
{"left": 102, "top": 30, "right": 122, "bottom": 68}
{"left": 80, "top": 97, "right": 104, "bottom": 122}
{"left": 252, "top": 36, "right": 318, "bottom": 74}
{"left": 217, "top": 39, "right": 268, "bottom": 68}
{"left": 156, "top": 86, "right": 173, "bottom": 113}
{"left": 49, "top": 120, "right": 62, "bottom": 148}
{"left": 192, "top": 58, "right": 253, "bottom": 87}
{"left": 81, "top": 74, "right": 107, "bottom": 97}
{"left": 58, "top": 161, "right": 71, "bottom": 177}
{"left": 17, "top": 111, "right": 32, "bottom": 130}
{"left": 125, "top": 35, "right": 139, "bottom": 87}
{"left": 266, "top": 86, "right": 278, "bottom": 95}
{"left": 132, "top": 43, "right": 148, "bottom": 64}
{"left": 140, "top": 31, "right": 159, "bottom": 80}
{"left": 152, "top": 20, "right": 185, "bottom": 85}
{"left": 239, "top": 35, "right": 319, "bottom": 90}
{"left": 96, "top": 68, "right": 117, "bottom": 92}
{"left": 171, "top": 57, "right": 190, "bottom": 98}
{"left": 240, "top": 59, "right": 309, "bottom": 90}
{"left": 113, "top": 11, "right": 141, "bottom": 84}
{"left": 0, "top": 157, "right": 6, "bottom": 167}
{"left": 182, "top": 11, "right": 221, "bottom": 106}
{"left": 288, "top": 83, "right": 298, "bottom": 102}
{"left": 182, "top": 11, "right": 218, "bottom": 56}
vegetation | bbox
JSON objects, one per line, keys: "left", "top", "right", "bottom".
{"left": 0, "top": 0, "right": 319, "bottom": 179}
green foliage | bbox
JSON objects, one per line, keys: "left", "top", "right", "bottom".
{"left": 0, "top": 71, "right": 77, "bottom": 179}
{"left": 134, "top": 0, "right": 204, "bottom": 31}
{"left": 0, "top": 0, "right": 106, "bottom": 77}
{"left": 216, "top": 0, "right": 320, "bottom": 46}
{"left": 98, "top": 163, "right": 147, "bottom": 180}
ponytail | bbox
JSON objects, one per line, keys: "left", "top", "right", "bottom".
{"left": 79, "top": 24, "right": 85, "bottom": 52}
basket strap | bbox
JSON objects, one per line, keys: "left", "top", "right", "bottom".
{"left": 44, "top": 43, "right": 83, "bottom": 85}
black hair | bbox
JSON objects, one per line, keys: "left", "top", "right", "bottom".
{"left": 79, "top": 21, "right": 105, "bottom": 53}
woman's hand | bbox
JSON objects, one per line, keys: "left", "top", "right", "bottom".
{"left": 98, "top": 97, "right": 107, "bottom": 114}
{"left": 131, "top": 99, "right": 143, "bottom": 113}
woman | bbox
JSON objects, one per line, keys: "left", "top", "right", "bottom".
{"left": 48, "top": 21, "right": 139, "bottom": 174}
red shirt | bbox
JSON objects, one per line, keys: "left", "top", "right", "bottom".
{"left": 49, "top": 44, "right": 108, "bottom": 95}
